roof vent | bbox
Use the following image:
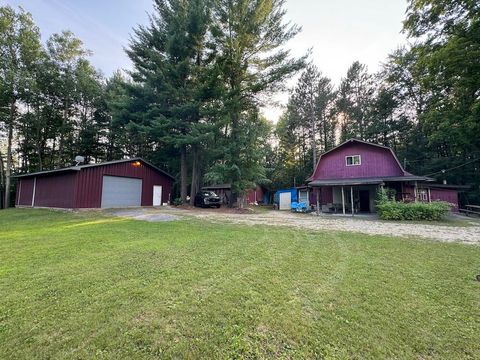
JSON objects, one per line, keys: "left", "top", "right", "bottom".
{"left": 74, "top": 155, "right": 85, "bottom": 166}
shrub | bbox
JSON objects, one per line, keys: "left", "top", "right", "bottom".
{"left": 172, "top": 197, "right": 183, "bottom": 206}
{"left": 376, "top": 199, "right": 451, "bottom": 221}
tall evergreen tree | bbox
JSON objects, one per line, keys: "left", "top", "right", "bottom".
{"left": 290, "top": 64, "right": 320, "bottom": 170}
{"left": 337, "top": 61, "right": 374, "bottom": 142}
{"left": 127, "top": 0, "right": 212, "bottom": 203}
{"left": 283, "top": 65, "right": 337, "bottom": 178}
{"left": 206, "top": 0, "right": 306, "bottom": 204}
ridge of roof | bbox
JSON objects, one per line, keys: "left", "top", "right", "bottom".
{"left": 13, "top": 158, "right": 175, "bottom": 180}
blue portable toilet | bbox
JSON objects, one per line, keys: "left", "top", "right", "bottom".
{"left": 275, "top": 188, "right": 297, "bottom": 210}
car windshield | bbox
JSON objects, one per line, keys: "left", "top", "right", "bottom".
{"left": 202, "top": 191, "right": 217, "bottom": 197}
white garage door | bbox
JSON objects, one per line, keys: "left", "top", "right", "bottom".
{"left": 101, "top": 176, "right": 142, "bottom": 208}
{"left": 279, "top": 192, "right": 291, "bottom": 210}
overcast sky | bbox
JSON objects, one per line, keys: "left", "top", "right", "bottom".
{"left": 6, "top": 0, "right": 409, "bottom": 122}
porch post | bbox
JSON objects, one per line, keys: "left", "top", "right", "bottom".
{"left": 341, "top": 186, "right": 345, "bottom": 215}
{"left": 316, "top": 187, "right": 320, "bottom": 215}
{"left": 351, "top": 186, "right": 354, "bottom": 216}
{"left": 414, "top": 181, "right": 418, "bottom": 202}
{"left": 428, "top": 187, "right": 431, "bottom": 203}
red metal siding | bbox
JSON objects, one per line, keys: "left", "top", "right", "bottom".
{"left": 16, "top": 178, "right": 34, "bottom": 206}
{"left": 305, "top": 187, "right": 333, "bottom": 205}
{"left": 321, "top": 186, "right": 333, "bottom": 204}
{"left": 34, "top": 173, "right": 77, "bottom": 208}
{"left": 246, "top": 186, "right": 264, "bottom": 203}
{"left": 430, "top": 188, "right": 459, "bottom": 211}
{"left": 309, "top": 190, "right": 316, "bottom": 205}
{"left": 312, "top": 142, "right": 404, "bottom": 180}
{"left": 403, "top": 185, "right": 416, "bottom": 202}
{"left": 74, "top": 161, "right": 173, "bottom": 208}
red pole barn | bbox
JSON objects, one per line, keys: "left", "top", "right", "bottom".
{"left": 14, "top": 158, "right": 174, "bottom": 209}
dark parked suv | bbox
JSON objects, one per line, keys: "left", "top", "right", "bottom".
{"left": 194, "top": 191, "right": 221, "bottom": 208}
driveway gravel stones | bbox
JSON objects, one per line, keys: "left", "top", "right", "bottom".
{"left": 108, "top": 207, "right": 480, "bottom": 245}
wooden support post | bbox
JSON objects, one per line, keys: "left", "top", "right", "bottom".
{"left": 351, "top": 186, "right": 354, "bottom": 216}
{"left": 316, "top": 188, "right": 320, "bottom": 215}
{"left": 428, "top": 187, "right": 431, "bottom": 203}
{"left": 414, "top": 181, "right": 418, "bottom": 202}
{"left": 341, "top": 186, "right": 345, "bottom": 215}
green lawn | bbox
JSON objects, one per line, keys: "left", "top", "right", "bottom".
{"left": 1, "top": 209, "right": 479, "bottom": 359}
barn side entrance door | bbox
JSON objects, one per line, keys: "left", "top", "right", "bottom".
{"left": 153, "top": 185, "right": 163, "bottom": 206}
{"left": 279, "top": 192, "right": 291, "bottom": 210}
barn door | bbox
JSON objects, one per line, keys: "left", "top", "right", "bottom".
{"left": 101, "top": 176, "right": 142, "bottom": 208}
{"left": 279, "top": 192, "right": 291, "bottom": 210}
{"left": 153, "top": 185, "right": 162, "bottom": 206}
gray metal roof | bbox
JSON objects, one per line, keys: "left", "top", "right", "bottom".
{"left": 308, "top": 175, "right": 434, "bottom": 187}
{"left": 13, "top": 157, "right": 175, "bottom": 180}
{"left": 202, "top": 184, "right": 232, "bottom": 190}
{"left": 426, "top": 183, "right": 470, "bottom": 190}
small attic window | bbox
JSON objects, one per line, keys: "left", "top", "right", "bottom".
{"left": 346, "top": 155, "right": 361, "bottom": 166}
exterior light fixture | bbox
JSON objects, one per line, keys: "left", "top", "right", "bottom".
{"left": 132, "top": 161, "right": 141, "bottom": 167}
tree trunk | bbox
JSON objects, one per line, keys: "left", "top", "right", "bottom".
{"left": 36, "top": 104, "right": 43, "bottom": 170}
{"left": 311, "top": 115, "right": 317, "bottom": 171}
{"left": 308, "top": 83, "right": 317, "bottom": 169}
{"left": 189, "top": 145, "right": 199, "bottom": 206}
{"left": 0, "top": 148, "right": 5, "bottom": 209}
{"left": 180, "top": 145, "right": 188, "bottom": 203}
{"left": 5, "top": 100, "right": 15, "bottom": 208}
{"left": 58, "top": 98, "right": 68, "bottom": 165}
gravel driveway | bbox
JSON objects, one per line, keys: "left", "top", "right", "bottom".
{"left": 108, "top": 207, "right": 480, "bottom": 245}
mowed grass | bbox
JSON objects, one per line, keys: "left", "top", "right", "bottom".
{"left": 0, "top": 210, "right": 479, "bottom": 359}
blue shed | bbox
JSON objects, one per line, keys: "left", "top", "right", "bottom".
{"left": 275, "top": 188, "right": 297, "bottom": 210}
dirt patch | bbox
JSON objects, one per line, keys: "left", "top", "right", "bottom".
{"left": 107, "top": 208, "right": 180, "bottom": 222}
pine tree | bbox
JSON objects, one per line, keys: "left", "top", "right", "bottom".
{"left": 337, "top": 61, "right": 374, "bottom": 141}
{"left": 127, "top": 0, "right": 212, "bottom": 203}
{"left": 206, "top": 0, "right": 306, "bottom": 205}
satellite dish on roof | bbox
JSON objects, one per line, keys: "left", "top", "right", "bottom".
{"left": 74, "top": 155, "right": 85, "bottom": 166}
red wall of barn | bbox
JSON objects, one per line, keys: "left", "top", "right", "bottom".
{"left": 16, "top": 178, "right": 35, "bottom": 206}
{"left": 321, "top": 186, "right": 333, "bottom": 204}
{"left": 246, "top": 186, "right": 264, "bottom": 203}
{"left": 430, "top": 188, "right": 459, "bottom": 211}
{"left": 34, "top": 173, "right": 77, "bottom": 208}
{"left": 74, "top": 161, "right": 172, "bottom": 208}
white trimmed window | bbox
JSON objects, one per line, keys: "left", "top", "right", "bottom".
{"left": 346, "top": 155, "right": 361, "bottom": 166}
{"left": 418, "top": 189, "right": 428, "bottom": 201}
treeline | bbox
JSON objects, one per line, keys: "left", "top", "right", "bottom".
{"left": 273, "top": 0, "right": 480, "bottom": 205}
{"left": 0, "top": 0, "right": 304, "bottom": 207}
{"left": 1, "top": 0, "right": 479, "bottom": 208}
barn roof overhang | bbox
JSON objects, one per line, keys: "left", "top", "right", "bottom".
{"left": 424, "top": 183, "right": 470, "bottom": 190}
{"left": 12, "top": 158, "right": 175, "bottom": 180}
{"left": 308, "top": 175, "right": 434, "bottom": 187}
{"left": 202, "top": 184, "right": 232, "bottom": 190}
{"left": 12, "top": 167, "right": 81, "bottom": 178}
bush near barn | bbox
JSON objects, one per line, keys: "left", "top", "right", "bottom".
{"left": 376, "top": 189, "right": 451, "bottom": 221}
